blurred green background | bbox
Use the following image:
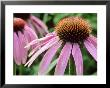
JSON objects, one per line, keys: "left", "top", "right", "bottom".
{"left": 14, "top": 13, "right": 97, "bottom": 75}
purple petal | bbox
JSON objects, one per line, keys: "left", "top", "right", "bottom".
{"left": 84, "top": 39, "right": 97, "bottom": 61}
{"left": 24, "top": 25, "right": 38, "bottom": 41}
{"left": 18, "top": 31, "right": 28, "bottom": 64}
{"left": 38, "top": 41, "right": 62, "bottom": 75}
{"left": 26, "top": 35, "right": 57, "bottom": 57}
{"left": 24, "top": 33, "right": 55, "bottom": 49}
{"left": 30, "top": 15, "right": 49, "bottom": 36}
{"left": 31, "top": 15, "right": 48, "bottom": 30}
{"left": 28, "top": 37, "right": 54, "bottom": 57}
{"left": 24, "top": 25, "right": 38, "bottom": 49}
{"left": 72, "top": 43, "right": 83, "bottom": 75}
{"left": 54, "top": 42, "right": 72, "bottom": 75}
{"left": 87, "top": 35, "right": 97, "bottom": 48}
{"left": 31, "top": 21, "right": 45, "bottom": 37}
{"left": 27, "top": 20, "right": 39, "bottom": 34}
{"left": 13, "top": 33, "right": 21, "bottom": 65}
{"left": 25, "top": 36, "right": 59, "bottom": 67}
{"left": 25, "top": 33, "right": 56, "bottom": 57}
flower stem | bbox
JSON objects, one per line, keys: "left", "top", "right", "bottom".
{"left": 13, "top": 63, "right": 16, "bottom": 75}
{"left": 19, "top": 65, "right": 23, "bottom": 75}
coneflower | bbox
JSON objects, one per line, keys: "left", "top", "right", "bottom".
{"left": 14, "top": 13, "right": 49, "bottom": 37}
{"left": 25, "top": 16, "right": 97, "bottom": 75}
{"left": 14, "top": 18, "right": 38, "bottom": 65}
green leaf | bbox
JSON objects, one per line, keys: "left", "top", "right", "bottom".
{"left": 65, "top": 57, "right": 76, "bottom": 75}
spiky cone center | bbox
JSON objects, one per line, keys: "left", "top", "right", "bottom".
{"left": 14, "top": 18, "right": 26, "bottom": 31}
{"left": 55, "top": 17, "right": 92, "bottom": 43}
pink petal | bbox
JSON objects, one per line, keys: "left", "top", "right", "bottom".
{"left": 24, "top": 26, "right": 38, "bottom": 49}
{"left": 30, "top": 15, "right": 49, "bottom": 35}
{"left": 24, "top": 25, "right": 38, "bottom": 49}
{"left": 87, "top": 35, "right": 97, "bottom": 48}
{"left": 54, "top": 42, "right": 72, "bottom": 75}
{"left": 24, "top": 33, "right": 55, "bottom": 49}
{"left": 18, "top": 31, "right": 28, "bottom": 64}
{"left": 28, "top": 34, "right": 57, "bottom": 57}
{"left": 38, "top": 41, "right": 62, "bottom": 75}
{"left": 13, "top": 33, "right": 21, "bottom": 65}
{"left": 72, "top": 43, "right": 83, "bottom": 75}
{"left": 24, "top": 36, "right": 59, "bottom": 67}
{"left": 84, "top": 39, "right": 97, "bottom": 61}
{"left": 31, "top": 21, "right": 45, "bottom": 37}
{"left": 28, "top": 36, "right": 54, "bottom": 57}
{"left": 31, "top": 15, "right": 48, "bottom": 31}
{"left": 24, "top": 26, "right": 37, "bottom": 49}
{"left": 25, "top": 25, "right": 38, "bottom": 39}
{"left": 27, "top": 20, "right": 38, "bottom": 34}
{"left": 24, "top": 26, "right": 38, "bottom": 42}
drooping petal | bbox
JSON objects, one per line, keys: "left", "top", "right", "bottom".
{"left": 24, "top": 25, "right": 37, "bottom": 49}
{"left": 24, "top": 34, "right": 55, "bottom": 49}
{"left": 28, "top": 36, "right": 55, "bottom": 57}
{"left": 84, "top": 39, "right": 97, "bottom": 61}
{"left": 87, "top": 35, "right": 97, "bottom": 48}
{"left": 22, "top": 31, "right": 31, "bottom": 51}
{"left": 38, "top": 41, "right": 62, "bottom": 75}
{"left": 18, "top": 31, "right": 28, "bottom": 64}
{"left": 27, "top": 34, "right": 57, "bottom": 57}
{"left": 32, "top": 21, "right": 45, "bottom": 37}
{"left": 54, "top": 42, "right": 72, "bottom": 75}
{"left": 25, "top": 25, "right": 37, "bottom": 38}
{"left": 13, "top": 33, "right": 21, "bottom": 65}
{"left": 24, "top": 36, "right": 60, "bottom": 67}
{"left": 31, "top": 15, "right": 48, "bottom": 31}
{"left": 24, "top": 25, "right": 38, "bottom": 49}
{"left": 27, "top": 20, "right": 39, "bottom": 34}
{"left": 30, "top": 15, "right": 49, "bottom": 35}
{"left": 72, "top": 43, "right": 83, "bottom": 75}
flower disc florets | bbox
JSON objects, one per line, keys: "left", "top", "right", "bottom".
{"left": 55, "top": 17, "right": 92, "bottom": 43}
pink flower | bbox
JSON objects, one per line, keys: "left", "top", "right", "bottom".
{"left": 14, "top": 18, "right": 38, "bottom": 65}
{"left": 14, "top": 13, "right": 49, "bottom": 37}
{"left": 25, "top": 17, "right": 97, "bottom": 75}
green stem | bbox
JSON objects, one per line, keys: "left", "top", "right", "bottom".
{"left": 13, "top": 63, "right": 16, "bottom": 75}
{"left": 19, "top": 65, "right": 23, "bottom": 75}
